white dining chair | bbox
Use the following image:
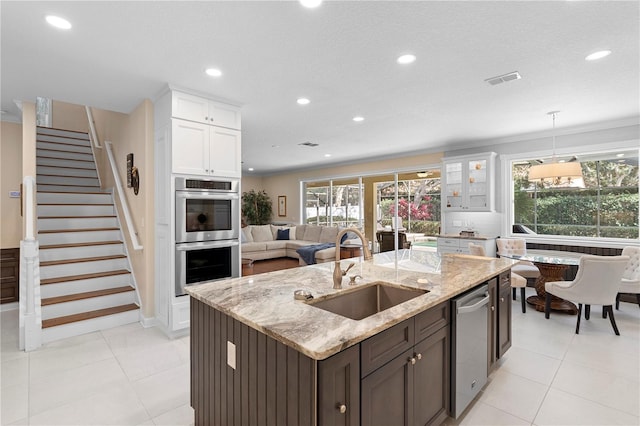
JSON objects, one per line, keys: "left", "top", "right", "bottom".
{"left": 470, "top": 242, "right": 528, "bottom": 313}
{"left": 496, "top": 238, "right": 540, "bottom": 297}
{"left": 617, "top": 246, "right": 640, "bottom": 310}
{"left": 544, "top": 255, "right": 629, "bottom": 335}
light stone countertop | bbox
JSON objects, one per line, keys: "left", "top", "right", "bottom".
{"left": 437, "top": 234, "right": 498, "bottom": 241}
{"left": 186, "top": 250, "right": 516, "bottom": 360}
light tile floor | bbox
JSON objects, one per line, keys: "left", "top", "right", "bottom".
{"left": 1, "top": 287, "right": 639, "bottom": 425}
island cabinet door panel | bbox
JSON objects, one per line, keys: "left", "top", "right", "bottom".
{"left": 361, "top": 348, "right": 415, "bottom": 426}
{"left": 361, "top": 318, "right": 414, "bottom": 377}
{"left": 413, "top": 326, "right": 450, "bottom": 426}
{"left": 318, "top": 344, "right": 360, "bottom": 426}
{"left": 497, "top": 273, "right": 512, "bottom": 359}
{"left": 190, "top": 299, "right": 316, "bottom": 426}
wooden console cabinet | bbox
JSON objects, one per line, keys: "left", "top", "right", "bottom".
{"left": 1, "top": 248, "right": 19, "bottom": 304}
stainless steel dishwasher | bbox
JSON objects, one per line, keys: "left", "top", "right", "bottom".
{"left": 451, "top": 284, "right": 490, "bottom": 418}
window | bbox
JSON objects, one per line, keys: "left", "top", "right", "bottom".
{"left": 512, "top": 149, "right": 639, "bottom": 240}
{"left": 304, "top": 179, "right": 363, "bottom": 227}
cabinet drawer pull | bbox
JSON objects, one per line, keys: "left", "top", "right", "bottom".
{"left": 337, "top": 403, "right": 347, "bottom": 414}
{"left": 408, "top": 357, "right": 416, "bottom": 365}
{"left": 491, "top": 306, "right": 495, "bottom": 312}
{"left": 500, "top": 297, "right": 505, "bottom": 302}
{"left": 416, "top": 353, "right": 422, "bottom": 361}
{"left": 205, "top": 116, "right": 209, "bottom": 120}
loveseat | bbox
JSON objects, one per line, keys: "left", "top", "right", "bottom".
{"left": 241, "top": 224, "right": 359, "bottom": 265}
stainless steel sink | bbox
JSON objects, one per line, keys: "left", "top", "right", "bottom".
{"left": 308, "top": 282, "right": 428, "bottom": 320}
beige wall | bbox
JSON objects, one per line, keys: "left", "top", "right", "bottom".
{"left": 1, "top": 121, "right": 23, "bottom": 248}
{"left": 52, "top": 101, "right": 88, "bottom": 133}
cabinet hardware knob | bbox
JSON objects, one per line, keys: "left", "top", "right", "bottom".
{"left": 337, "top": 404, "right": 347, "bottom": 414}
{"left": 409, "top": 357, "right": 416, "bottom": 365}
{"left": 416, "top": 353, "right": 422, "bottom": 360}
{"left": 491, "top": 306, "right": 495, "bottom": 311}
{"left": 500, "top": 297, "right": 505, "bottom": 302}
{"left": 205, "top": 116, "right": 208, "bottom": 120}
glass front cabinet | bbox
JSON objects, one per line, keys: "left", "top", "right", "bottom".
{"left": 442, "top": 152, "right": 496, "bottom": 212}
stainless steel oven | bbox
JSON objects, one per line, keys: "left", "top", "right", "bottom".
{"left": 175, "top": 177, "right": 240, "bottom": 243}
{"left": 175, "top": 240, "right": 240, "bottom": 296}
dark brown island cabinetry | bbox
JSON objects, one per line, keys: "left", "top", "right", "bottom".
{"left": 191, "top": 297, "right": 450, "bottom": 426}
{"left": 488, "top": 272, "right": 512, "bottom": 373}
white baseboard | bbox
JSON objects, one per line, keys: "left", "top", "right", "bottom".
{"left": 140, "top": 314, "right": 157, "bottom": 328}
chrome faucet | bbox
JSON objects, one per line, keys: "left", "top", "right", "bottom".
{"left": 333, "top": 228, "right": 373, "bottom": 289}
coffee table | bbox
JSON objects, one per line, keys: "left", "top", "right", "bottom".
{"left": 500, "top": 250, "right": 582, "bottom": 315}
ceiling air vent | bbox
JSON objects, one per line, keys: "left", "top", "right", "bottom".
{"left": 485, "top": 71, "right": 521, "bottom": 86}
{"left": 298, "top": 141, "right": 319, "bottom": 147}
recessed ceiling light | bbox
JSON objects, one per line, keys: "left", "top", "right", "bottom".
{"left": 585, "top": 50, "right": 611, "bottom": 61}
{"left": 324, "top": 154, "right": 332, "bottom": 158}
{"left": 300, "top": 0, "right": 322, "bottom": 8}
{"left": 205, "top": 68, "right": 222, "bottom": 77}
{"left": 353, "top": 116, "right": 364, "bottom": 122}
{"left": 297, "top": 98, "right": 310, "bottom": 105}
{"left": 45, "top": 15, "right": 72, "bottom": 30}
{"left": 397, "top": 54, "right": 416, "bottom": 65}
{"left": 248, "top": 167, "right": 254, "bottom": 171}
{"left": 272, "top": 144, "right": 280, "bottom": 148}
{"left": 616, "top": 153, "right": 625, "bottom": 158}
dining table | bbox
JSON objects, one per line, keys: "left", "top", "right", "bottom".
{"left": 499, "top": 249, "right": 582, "bottom": 315}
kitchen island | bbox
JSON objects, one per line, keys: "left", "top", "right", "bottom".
{"left": 186, "top": 249, "right": 515, "bottom": 425}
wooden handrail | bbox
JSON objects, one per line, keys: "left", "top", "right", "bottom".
{"left": 105, "top": 141, "right": 143, "bottom": 251}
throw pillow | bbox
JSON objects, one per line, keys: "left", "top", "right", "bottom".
{"left": 251, "top": 224, "right": 273, "bottom": 242}
{"left": 340, "top": 233, "right": 348, "bottom": 244}
{"left": 276, "top": 229, "right": 290, "bottom": 240}
{"left": 241, "top": 226, "right": 253, "bottom": 243}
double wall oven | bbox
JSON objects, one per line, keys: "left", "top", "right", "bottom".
{"left": 175, "top": 177, "right": 240, "bottom": 296}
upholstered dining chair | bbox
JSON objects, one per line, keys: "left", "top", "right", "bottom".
{"left": 544, "top": 255, "right": 629, "bottom": 335}
{"left": 617, "top": 246, "right": 640, "bottom": 310}
{"left": 496, "top": 238, "right": 540, "bottom": 301}
{"left": 469, "top": 243, "right": 528, "bottom": 313}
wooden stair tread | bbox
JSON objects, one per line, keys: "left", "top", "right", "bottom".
{"left": 38, "top": 190, "right": 106, "bottom": 194}
{"left": 38, "top": 203, "right": 113, "bottom": 206}
{"left": 39, "top": 227, "right": 119, "bottom": 234}
{"left": 36, "top": 164, "right": 96, "bottom": 171}
{"left": 38, "top": 183, "right": 100, "bottom": 188}
{"left": 40, "top": 241, "right": 122, "bottom": 250}
{"left": 38, "top": 126, "right": 90, "bottom": 135}
{"left": 37, "top": 155, "right": 93, "bottom": 163}
{"left": 42, "top": 286, "right": 134, "bottom": 306}
{"left": 37, "top": 173, "right": 98, "bottom": 179}
{"left": 36, "top": 147, "right": 92, "bottom": 155}
{"left": 42, "top": 303, "right": 138, "bottom": 328}
{"left": 41, "top": 254, "right": 126, "bottom": 267}
{"left": 39, "top": 215, "right": 116, "bottom": 219}
{"left": 41, "top": 269, "right": 130, "bottom": 285}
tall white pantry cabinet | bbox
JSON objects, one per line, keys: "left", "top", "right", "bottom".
{"left": 153, "top": 87, "right": 242, "bottom": 335}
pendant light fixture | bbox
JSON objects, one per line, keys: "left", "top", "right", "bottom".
{"left": 528, "top": 111, "right": 584, "bottom": 188}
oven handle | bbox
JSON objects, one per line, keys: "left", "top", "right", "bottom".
{"left": 176, "top": 240, "right": 240, "bottom": 251}
{"left": 176, "top": 191, "right": 239, "bottom": 200}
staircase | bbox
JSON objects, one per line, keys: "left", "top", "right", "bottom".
{"left": 36, "top": 126, "right": 139, "bottom": 343}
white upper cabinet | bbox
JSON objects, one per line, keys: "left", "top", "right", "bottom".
{"left": 172, "top": 90, "right": 241, "bottom": 130}
{"left": 442, "top": 152, "right": 496, "bottom": 212}
{"left": 172, "top": 119, "right": 241, "bottom": 178}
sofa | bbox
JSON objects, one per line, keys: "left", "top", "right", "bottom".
{"left": 241, "top": 224, "right": 360, "bottom": 265}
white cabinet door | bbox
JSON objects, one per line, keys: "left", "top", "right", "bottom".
{"left": 442, "top": 153, "right": 495, "bottom": 212}
{"left": 209, "top": 103, "right": 241, "bottom": 130}
{"left": 172, "top": 119, "right": 210, "bottom": 175}
{"left": 172, "top": 91, "right": 210, "bottom": 124}
{"left": 210, "top": 127, "right": 241, "bottom": 178}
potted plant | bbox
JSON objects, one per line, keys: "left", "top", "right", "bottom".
{"left": 242, "top": 190, "right": 273, "bottom": 225}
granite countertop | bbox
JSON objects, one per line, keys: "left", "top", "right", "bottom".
{"left": 438, "top": 234, "right": 497, "bottom": 241}
{"left": 186, "top": 250, "right": 516, "bottom": 360}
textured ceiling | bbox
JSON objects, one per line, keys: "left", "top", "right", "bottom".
{"left": 2, "top": 1, "right": 639, "bottom": 174}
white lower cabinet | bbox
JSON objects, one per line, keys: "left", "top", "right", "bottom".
{"left": 437, "top": 237, "right": 496, "bottom": 257}
{"left": 171, "top": 118, "right": 241, "bottom": 178}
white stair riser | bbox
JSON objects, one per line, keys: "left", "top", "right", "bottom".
{"left": 40, "top": 273, "right": 132, "bottom": 298}
{"left": 42, "top": 290, "right": 136, "bottom": 320}
{"left": 38, "top": 217, "right": 118, "bottom": 231}
{"left": 37, "top": 175, "right": 100, "bottom": 187}
{"left": 37, "top": 149, "right": 94, "bottom": 161}
{"left": 38, "top": 230, "right": 122, "bottom": 245}
{"left": 37, "top": 157, "right": 95, "bottom": 169}
{"left": 41, "top": 258, "right": 129, "bottom": 279}
{"left": 37, "top": 166, "right": 97, "bottom": 178}
{"left": 42, "top": 308, "right": 139, "bottom": 344}
{"left": 38, "top": 204, "right": 115, "bottom": 217}
{"left": 37, "top": 141, "right": 92, "bottom": 154}
{"left": 40, "top": 244, "right": 125, "bottom": 262}
{"left": 37, "top": 184, "right": 101, "bottom": 193}
{"left": 38, "top": 128, "right": 91, "bottom": 140}
{"left": 37, "top": 134, "right": 91, "bottom": 146}
{"left": 38, "top": 192, "right": 111, "bottom": 204}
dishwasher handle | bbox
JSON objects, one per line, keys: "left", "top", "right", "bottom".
{"left": 457, "top": 293, "right": 490, "bottom": 314}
